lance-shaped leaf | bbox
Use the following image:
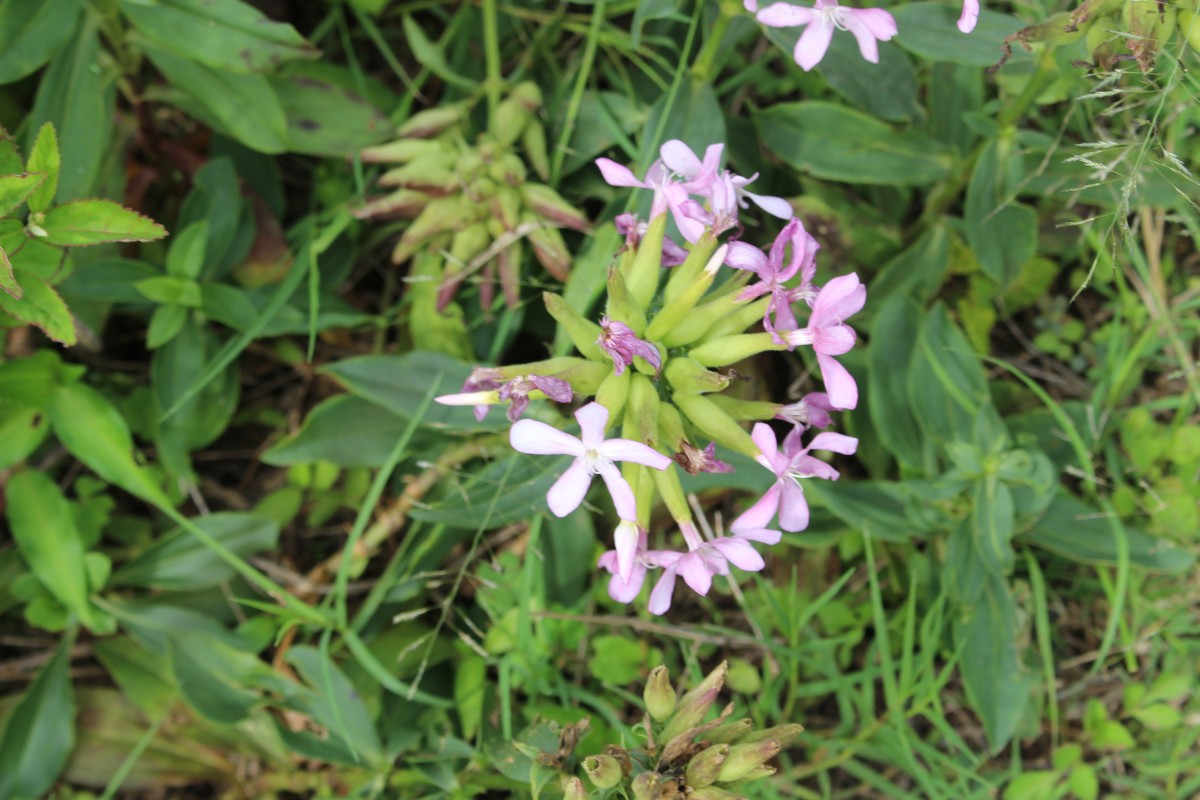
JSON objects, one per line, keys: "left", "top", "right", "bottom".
{"left": 24, "top": 123, "right": 58, "bottom": 212}
{"left": 0, "top": 0, "right": 81, "bottom": 83}
{"left": 0, "top": 634, "right": 76, "bottom": 798}
{"left": 972, "top": 474, "right": 1016, "bottom": 575}
{"left": 0, "top": 269, "right": 75, "bottom": 344}
{"left": 40, "top": 199, "right": 167, "bottom": 247}
{"left": 0, "top": 171, "right": 45, "bottom": 216}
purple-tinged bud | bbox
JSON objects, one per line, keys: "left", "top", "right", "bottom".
{"left": 437, "top": 367, "right": 503, "bottom": 421}
{"left": 561, "top": 776, "right": 588, "bottom": 800}
{"left": 543, "top": 292, "right": 604, "bottom": 360}
{"left": 689, "top": 787, "right": 745, "bottom": 800}
{"left": 741, "top": 723, "right": 804, "bottom": 747}
{"left": 686, "top": 744, "right": 730, "bottom": 788}
{"left": 527, "top": 216, "right": 571, "bottom": 281}
{"left": 674, "top": 441, "right": 734, "bottom": 475}
{"left": 583, "top": 754, "right": 623, "bottom": 789}
{"left": 351, "top": 189, "right": 428, "bottom": 220}
{"left": 664, "top": 357, "right": 730, "bottom": 395}
{"left": 521, "top": 183, "right": 591, "bottom": 232}
{"left": 644, "top": 665, "right": 676, "bottom": 721}
{"left": 397, "top": 101, "right": 470, "bottom": 138}
{"left": 705, "top": 717, "right": 755, "bottom": 744}
{"left": 497, "top": 374, "right": 573, "bottom": 421}
{"left": 660, "top": 661, "right": 728, "bottom": 742}
{"left": 598, "top": 317, "right": 662, "bottom": 377}
{"left": 714, "top": 740, "right": 781, "bottom": 783}
{"left": 776, "top": 393, "right": 836, "bottom": 429}
{"left": 377, "top": 158, "right": 458, "bottom": 194}
{"left": 631, "top": 771, "right": 661, "bottom": 800}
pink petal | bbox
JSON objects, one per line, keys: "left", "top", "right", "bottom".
{"left": 757, "top": 2, "right": 816, "bottom": 26}
{"left": 958, "top": 0, "right": 979, "bottom": 33}
{"left": 677, "top": 553, "right": 714, "bottom": 596}
{"left": 854, "top": 7, "right": 898, "bottom": 40}
{"left": 711, "top": 538, "right": 766, "bottom": 572}
{"left": 660, "top": 140, "right": 702, "bottom": 176}
{"left": 730, "top": 495, "right": 777, "bottom": 533}
{"left": 812, "top": 273, "right": 866, "bottom": 326}
{"left": 725, "top": 242, "right": 771, "bottom": 276}
{"left": 597, "top": 461, "right": 638, "bottom": 520}
{"left": 751, "top": 423, "right": 781, "bottom": 467}
{"left": 741, "top": 482, "right": 783, "bottom": 529}
{"left": 574, "top": 402, "right": 610, "bottom": 450}
{"left": 817, "top": 352, "right": 858, "bottom": 410}
{"left": 607, "top": 562, "right": 646, "bottom": 603}
{"left": 808, "top": 431, "right": 859, "bottom": 455}
{"left": 600, "top": 439, "right": 672, "bottom": 470}
{"left": 595, "top": 158, "right": 645, "bottom": 188}
{"left": 510, "top": 419, "right": 585, "bottom": 457}
{"left": 843, "top": 9, "right": 893, "bottom": 64}
{"left": 734, "top": 526, "right": 783, "bottom": 545}
{"left": 648, "top": 567, "right": 678, "bottom": 615}
{"left": 793, "top": 17, "right": 835, "bottom": 71}
{"left": 614, "top": 521, "right": 639, "bottom": 583}
{"left": 777, "top": 480, "right": 810, "bottom": 532}
{"left": 792, "top": 454, "right": 840, "bottom": 481}
{"left": 812, "top": 324, "right": 856, "bottom": 356}
{"left": 744, "top": 190, "right": 793, "bottom": 219}
{"left": 546, "top": 459, "right": 592, "bottom": 517}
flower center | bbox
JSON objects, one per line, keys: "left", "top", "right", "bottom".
{"left": 819, "top": 6, "right": 850, "bottom": 30}
{"left": 582, "top": 449, "right": 609, "bottom": 474}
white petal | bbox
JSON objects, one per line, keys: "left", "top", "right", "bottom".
{"left": 510, "top": 419, "right": 585, "bottom": 456}
{"left": 597, "top": 461, "right": 638, "bottom": 520}
{"left": 757, "top": 2, "right": 816, "bottom": 26}
{"left": 600, "top": 438, "right": 672, "bottom": 470}
{"left": 574, "top": 402, "right": 611, "bottom": 450}
{"left": 546, "top": 459, "right": 591, "bottom": 517}
{"left": 660, "top": 139, "right": 702, "bottom": 176}
{"left": 595, "top": 158, "right": 645, "bottom": 187}
{"left": 744, "top": 190, "right": 794, "bottom": 219}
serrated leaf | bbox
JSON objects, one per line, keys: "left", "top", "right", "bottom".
{"left": 0, "top": 246, "right": 19, "bottom": 299}
{"left": 0, "top": 635, "right": 75, "bottom": 799}
{"left": 119, "top": 0, "right": 318, "bottom": 74}
{"left": 0, "top": 0, "right": 82, "bottom": 83}
{"left": 5, "top": 470, "right": 97, "bottom": 629}
{"left": 0, "top": 269, "right": 76, "bottom": 344}
{"left": 40, "top": 199, "right": 167, "bottom": 247}
{"left": 24, "top": 123, "right": 58, "bottom": 212}
{"left": 0, "top": 171, "right": 46, "bottom": 217}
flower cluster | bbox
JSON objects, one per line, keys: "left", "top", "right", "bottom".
{"left": 437, "top": 140, "right": 865, "bottom": 615}
{"left": 742, "top": 0, "right": 980, "bottom": 73}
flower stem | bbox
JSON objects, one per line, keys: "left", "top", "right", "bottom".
{"left": 690, "top": 4, "right": 734, "bottom": 82}
{"left": 482, "top": 0, "right": 502, "bottom": 130}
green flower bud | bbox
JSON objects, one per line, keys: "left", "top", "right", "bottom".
{"left": 523, "top": 121, "right": 551, "bottom": 180}
{"left": 741, "top": 723, "right": 804, "bottom": 747}
{"left": 663, "top": 235, "right": 719, "bottom": 303}
{"left": 627, "top": 373, "right": 661, "bottom": 444}
{"left": 1181, "top": 10, "right": 1200, "bottom": 51}
{"left": 595, "top": 369, "right": 631, "bottom": 427}
{"left": 449, "top": 222, "right": 491, "bottom": 264}
{"left": 721, "top": 764, "right": 776, "bottom": 786}
{"left": 583, "top": 754, "right": 623, "bottom": 789}
{"left": 644, "top": 665, "right": 677, "bottom": 721}
{"left": 351, "top": 188, "right": 427, "bottom": 220}
{"left": 686, "top": 744, "right": 730, "bottom": 789}
{"left": 688, "top": 333, "right": 783, "bottom": 368}
{"left": 715, "top": 740, "right": 781, "bottom": 783}
{"left": 706, "top": 395, "right": 781, "bottom": 422}
{"left": 725, "top": 658, "right": 762, "bottom": 695}
{"left": 664, "top": 357, "right": 731, "bottom": 396}
{"left": 497, "top": 357, "right": 588, "bottom": 380}
{"left": 699, "top": 297, "right": 771, "bottom": 342}
{"left": 623, "top": 214, "right": 667, "bottom": 309}
{"left": 495, "top": 97, "right": 533, "bottom": 147}
{"left": 543, "top": 292, "right": 603, "bottom": 359}
{"left": 490, "top": 185, "right": 523, "bottom": 231}
{"left": 377, "top": 156, "right": 459, "bottom": 193}
{"left": 674, "top": 395, "right": 757, "bottom": 458}
{"left": 527, "top": 214, "right": 571, "bottom": 281}
{"left": 361, "top": 137, "right": 447, "bottom": 164}
{"left": 658, "top": 403, "right": 687, "bottom": 453}
{"left": 491, "top": 152, "right": 528, "bottom": 185}
{"left": 645, "top": 244, "right": 726, "bottom": 341}
{"left": 561, "top": 776, "right": 588, "bottom": 800}
{"left": 660, "top": 661, "right": 728, "bottom": 742}
{"left": 689, "top": 787, "right": 744, "bottom": 800}
{"left": 606, "top": 267, "right": 648, "bottom": 335}
{"left": 521, "top": 183, "right": 591, "bottom": 232}
{"left": 631, "top": 772, "right": 660, "bottom": 800}
{"left": 705, "top": 717, "right": 755, "bottom": 744}
{"left": 393, "top": 195, "right": 475, "bottom": 263}
{"left": 397, "top": 101, "right": 470, "bottom": 137}
{"left": 651, "top": 465, "right": 692, "bottom": 522}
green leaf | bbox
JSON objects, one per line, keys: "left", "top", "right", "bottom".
{"left": 756, "top": 102, "right": 951, "bottom": 185}
{"left": 145, "top": 303, "right": 188, "bottom": 349}
{"left": 973, "top": 476, "right": 1015, "bottom": 575}
{"left": 268, "top": 65, "right": 392, "bottom": 157}
{"left": 0, "top": 269, "right": 76, "bottom": 345}
{"left": 261, "top": 395, "right": 414, "bottom": 467}
{"left": 140, "top": 40, "right": 289, "bottom": 154}
{"left": 1023, "top": 494, "right": 1194, "bottom": 573}
{"left": 1091, "top": 720, "right": 1135, "bottom": 751}
{"left": 1002, "top": 771, "right": 1060, "bottom": 800}
{"left": 401, "top": 15, "right": 475, "bottom": 90}
{"left": 906, "top": 303, "right": 990, "bottom": 443}
{"left": 1067, "top": 764, "right": 1099, "bottom": 800}
{"left": 48, "top": 382, "right": 169, "bottom": 506}
{"left": 0, "top": 172, "right": 46, "bottom": 217}
{"left": 454, "top": 652, "right": 487, "bottom": 742}
{"left": 58, "top": 257, "right": 159, "bottom": 304}
{"left": 0, "top": 247, "right": 18, "bottom": 299}
{"left": 805, "top": 480, "right": 933, "bottom": 541}
{"left": 0, "top": 635, "right": 75, "bottom": 799}
{"left": 930, "top": 62, "right": 984, "bottom": 155}
{"left": 320, "top": 352, "right": 507, "bottom": 433}
{"left": 93, "top": 637, "right": 179, "bottom": 721}
{"left": 119, "top": 0, "right": 317, "bottom": 73}
{"left": 891, "top": 3, "right": 1024, "bottom": 67}
{"left": 40, "top": 200, "right": 167, "bottom": 247}
{"left": 0, "top": 405, "right": 50, "bottom": 471}
{"left": 5, "top": 470, "right": 97, "bottom": 628}
{"left": 0, "top": 0, "right": 82, "bottom": 83}
{"left": 285, "top": 645, "right": 383, "bottom": 765}
{"left": 166, "top": 220, "right": 208, "bottom": 280}
{"left": 870, "top": 224, "right": 950, "bottom": 307}
{"left": 112, "top": 512, "right": 279, "bottom": 591}
{"left": 168, "top": 634, "right": 283, "bottom": 725}
{"left": 965, "top": 138, "right": 1037, "bottom": 287}
{"left": 642, "top": 78, "right": 725, "bottom": 170}
{"left": 411, "top": 452, "right": 572, "bottom": 530}
{"left": 544, "top": 512, "right": 596, "bottom": 605}
{"left": 954, "top": 574, "right": 1032, "bottom": 752}
{"left": 134, "top": 276, "right": 203, "bottom": 307}
{"left": 27, "top": 15, "right": 114, "bottom": 201}
{"left": 152, "top": 318, "right": 239, "bottom": 468}
{"left": 24, "top": 123, "right": 59, "bottom": 213}
{"left": 632, "top": 0, "right": 679, "bottom": 44}
{"left": 867, "top": 294, "right": 929, "bottom": 470}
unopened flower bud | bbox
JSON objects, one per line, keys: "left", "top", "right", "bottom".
{"left": 689, "top": 787, "right": 744, "bottom": 800}
{"left": 509, "top": 80, "right": 544, "bottom": 111}
{"left": 741, "top": 723, "right": 804, "bottom": 747}
{"left": 378, "top": 157, "right": 458, "bottom": 193}
{"left": 663, "top": 236, "right": 719, "bottom": 303}
{"left": 543, "top": 292, "right": 603, "bottom": 359}
{"left": 661, "top": 661, "right": 727, "bottom": 742}
{"left": 722, "top": 764, "right": 776, "bottom": 785}
{"left": 397, "top": 101, "right": 470, "bottom": 138}
{"left": 490, "top": 185, "right": 522, "bottom": 231}
{"left": 584, "top": 754, "right": 623, "bottom": 789}
{"left": 606, "top": 267, "right": 648, "bottom": 334}
{"left": 664, "top": 357, "right": 730, "bottom": 395}
{"left": 351, "top": 188, "right": 427, "bottom": 220}
{"left": 523, "top": 121, "right": 551, "bottom": 180}
{"left": 644, "top": 665, "right": 676, "bottom": 721}
{"left": 688, "top": 333, "right": 783, "bottom": 368}
{"left": 594, "top": 369, "right": 631, "bottom": 426}
{"left": 658, "top": 403, "right": 686, "bottom": 454}
{"left": 644, "top": 246, "right": 726, "bottom": 341}
{"left": 527, "top": 216, "right": 571, "bottom": 281}
{"left": 360, "top": 137, "right": 446, "bottom": 164}
{"left": 715, "top": 740, "right": 781, "bottom": 783}
{"left": 627, "top": 373, "right": 661, "bottom": 443}
{"left": 674, "top": 395, "right": 758, "bottom": 458}
{"left": 521, "top": 183, "right": 591, "bottom": 232}
{"left": 686, "top": 744, "right": 730, "bottom": 788}
{"left": 705, "top": 717, "right": 755, "bottom": 744}
{"left": 700, "top": 296, "right": 772, "bottom": 342}
{"left": 623, "top": 214, "right": 667, "bottom": 309}
{"left": 631, "top": 771, "right": 661, "bottom": 800}
{"left": 561, "top": 776, "right": 588, "bottom": 800}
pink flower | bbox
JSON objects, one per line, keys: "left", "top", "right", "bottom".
{"left": 509, "top": 402, "right": 671, "bottom": 520}
{"left": 726, "top": 218, "right": 820, "bottom": 333}
{"left": 754, "top": 0, "right": 898, "bottom": 71}
{"left": 780, "top": 272, "right": 866, "bottom": 409}
{"left": 497, "top": 375, "right": 573, "bottom": 422}
{"left": 959, "top": 0, "right": 979, "bottom": 33}
{"left": 595, "top": 157, "right": 706, "bottom": 242}
{"left": 597, "top": 317, "right": 662, "bottom": 376}
{"left": 729, "top": 172, "right": 793, "bottom": 220}
{"left": 597, "top": 523, "right": 652, "bottom": 601}
{"left": 615, "top": 214, "right": 688, "bottom": 267}
{"left": 775, "top": 392, "right": 837, "bottom": 429}
{"left": 439, "top": 367, "right": 503, "bottom": 421}
{"left": 735, "top": 423, "right": 857, "bottom": 532}
{"left": 645, "top": 523, "right": 775, "bottom": 615}
{"left": 659, "top": 140, "right": 725, "bottom": 193}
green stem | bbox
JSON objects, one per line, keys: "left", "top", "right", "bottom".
{"left": 483, "top": 0, "right": 502, "bottom": 130}
{"left": 551, "top": 0, "right": 606, "bottom": 184}
{"left": 690, "top": 5, "right": 734, "bottom": 82}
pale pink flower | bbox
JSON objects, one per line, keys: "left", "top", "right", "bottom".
{"left": 509, "top": 402, "right": 671, "bottom": 520}
{"left": 597, "top": 524, "right": 652, "bottom": 602}
{"left": 614, "top": 213, "right": 688, "bottom": 267}
{"left": 736, "top": 423, "right": 857, "bottom": 532}
{"left": 754, "top": 0, "right": 898, "bottom": 71}
{"left": 959, "top": 0, "right": 979, "bottom": 33}
{"left": 646, "top": 522, "right": 775, "bottom": 615}
{"left": 729, "top": 172, "right": 793, "bottom": 219}
{"left": 595, "top": 157, "right": 706, "bottom": 241}
{"left": 726, "top": 218, "right": 820, "bottom": 333}
{"left": 597, "top": 317, "right": 662, "bottom": 376}
{"left": 437, "top": 367, "right": 503, "bottom": 421}
{"left": 780, "top": 272, "right": 866, "bottom": 409}
{"left": 776, "top": 392, "right": 837, "bottom": 429}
